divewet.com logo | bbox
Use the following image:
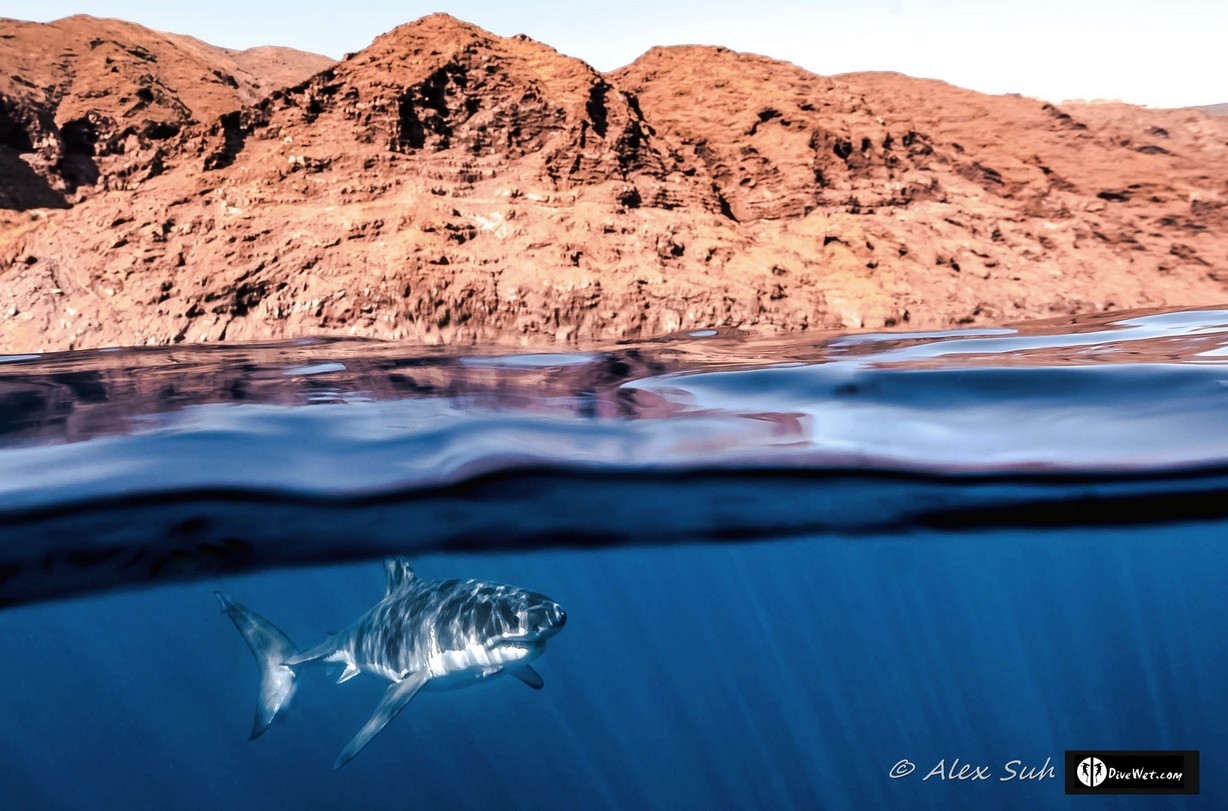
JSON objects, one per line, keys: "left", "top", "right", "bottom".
{"left": 1064, "top": 751, "right": 1199, "bottom": 795}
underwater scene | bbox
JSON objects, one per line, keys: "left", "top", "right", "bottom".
{"left": 0, "top": 306, "right": 1224, "bottom": 809}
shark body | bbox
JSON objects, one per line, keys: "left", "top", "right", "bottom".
{"left": 216, "top": 558, "right": 567, "bottom": 768}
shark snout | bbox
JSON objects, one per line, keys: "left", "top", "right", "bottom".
{"left": 525, "top": 596, "right": 567, "bottom": 639}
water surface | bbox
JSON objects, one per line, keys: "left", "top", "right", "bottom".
{"left": 0, "top": 307, "right": 1224, "bottom": 808}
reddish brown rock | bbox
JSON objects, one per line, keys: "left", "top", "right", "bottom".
{"left": 1, "top": 14, "right": 1227, "bottom": 352}
{"left": 0, "top": 14, "right": 331, "bottom": 208}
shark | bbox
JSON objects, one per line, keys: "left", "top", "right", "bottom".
{"left": 215, "top": 557, "right": 567, "bottom": 768}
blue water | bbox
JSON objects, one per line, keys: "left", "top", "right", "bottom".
{"left": 1, "top": 308, "right": 1225, "bottom": 808}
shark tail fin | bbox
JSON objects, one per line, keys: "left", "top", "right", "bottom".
{"left": 215, "top": 591, "right": 300, "bottom": 740}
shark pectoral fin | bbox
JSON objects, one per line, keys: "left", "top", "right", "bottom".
{"left": 333, "top": 670, "right": 430, "bottom": 769}
{"left": 336, "top": 663, "right": 360, "bottom": 684}
{"left": 510, "top": 665, "right": 544, "bottom": 690}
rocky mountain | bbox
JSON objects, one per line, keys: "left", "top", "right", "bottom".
{"left": 1198, "top": 103, "right": 1228, "bottom": 116}
{"left": 0, "top": 15, "right": 331, "bottom": 209}
{"left": 2, "top": 14, "right": 1227, "bottom": 352}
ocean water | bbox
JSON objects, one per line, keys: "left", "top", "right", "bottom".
{"left": 0, "top": 307, "right": 1224, "bottom": 809}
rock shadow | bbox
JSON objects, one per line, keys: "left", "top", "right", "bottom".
{"left": 0, "top": 148, "right": 69, "bottom": 210}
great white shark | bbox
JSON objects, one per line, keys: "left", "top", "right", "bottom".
{"left": 215, "top": 558, "right": 568, "bottom": 768}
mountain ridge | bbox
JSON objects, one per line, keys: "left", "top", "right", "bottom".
{"left": 2, "top": 13, "right": 1227, "bottom": 351}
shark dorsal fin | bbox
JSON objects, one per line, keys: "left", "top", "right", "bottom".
{"left": 383, "top": 557, "right": 417, "bottom": 595}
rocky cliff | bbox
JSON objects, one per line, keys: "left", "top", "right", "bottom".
{"left": 2, "top": 14, "right": 1227, "bottom": 351}
{"left": 0, "top": 15, "right": 331, "bottom": 210}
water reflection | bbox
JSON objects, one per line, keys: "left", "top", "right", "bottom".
{"left": 4, "top": 306, "right": 1228, "bottom": 605}
{"left": 4, "top": 306, "right": 1228, "bottom": 444}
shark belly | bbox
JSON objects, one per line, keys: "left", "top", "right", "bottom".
{"left": 422, "top": 640, "right": 540, "bottom": 690}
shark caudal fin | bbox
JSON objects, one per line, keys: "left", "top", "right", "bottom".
{"left": 215, "top": 592, "right": 299, "bottom": 740}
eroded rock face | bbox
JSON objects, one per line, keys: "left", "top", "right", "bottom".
{"left": 2, "top": 13, "right": 1228, "bottom": 352}
{"left": 0, "top": 15, "right": 332, "bottom": 207}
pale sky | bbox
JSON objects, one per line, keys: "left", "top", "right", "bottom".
{"left": 6, "top": 1, "right": 1226, "bottom": 108}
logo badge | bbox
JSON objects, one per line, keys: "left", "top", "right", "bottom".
{"left": 1076, "top": 757, "right": 1106, "bottom": 787}
{"left": 1065, "top": 750, "right": 1199, "bottom": 795}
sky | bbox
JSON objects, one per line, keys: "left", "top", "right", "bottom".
{"left": 5, "top": 1, "right": 1226, "bottom": 108}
